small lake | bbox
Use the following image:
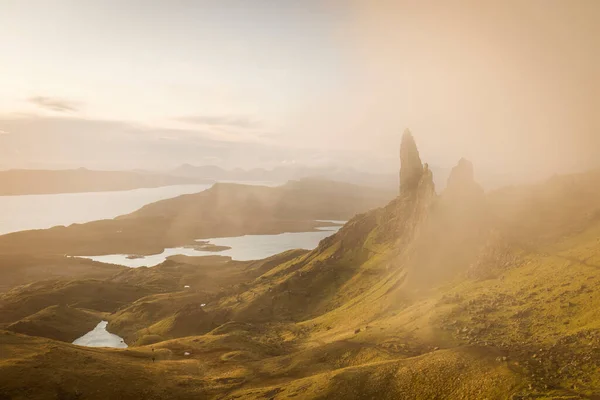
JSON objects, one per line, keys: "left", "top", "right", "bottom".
{"left": 77, "top": 225, "right": 344, "bottom": 267}
{"left": 72, "top": 320, "right": 127, "bottom": 348}
{"left": 0, "top": 181, "right": 278, "bottom": 235}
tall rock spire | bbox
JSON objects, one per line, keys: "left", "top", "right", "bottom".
{"left": 399, "top": 129, "right": 424, "bottom": 193}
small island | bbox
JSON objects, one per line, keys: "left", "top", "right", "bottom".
{"left": 185, "top": 241, "right": 232, "bottom": 252}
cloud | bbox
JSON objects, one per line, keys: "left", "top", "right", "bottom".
{"left": 0, "top": 114, "right": 288, "bottom": 169}
{"left": 0, "top": 114, "right": 392, "bottom": 172}
{"left": 28, "top": 96, "right": 80, "bottom": 113}
{"left": 174, "top": 115, "right": 261, "bottom": 129}
{"left": 0, "top": 129, "right": 9, "bottom": 135}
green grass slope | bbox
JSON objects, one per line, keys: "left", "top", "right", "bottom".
{"left": 1, "top": 143, "right": 599, "bottom": 399}
{"left": 0, "top": 280, "right": 155, "bottom": 326}
{"left": 6, "top": 305, "right": 101, "bottom": 342}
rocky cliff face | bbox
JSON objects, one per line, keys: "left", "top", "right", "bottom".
{"left": 364, "top": 133, "right": 490, "bottom": 291}
{"left": 407, "top": 157, "right": 490, "bottom": 286}
{"left": 443, "top": 158, "right": 484, "bottom": 200}
{"left": 399, "top": 129, "right": 424, "bottom": 194}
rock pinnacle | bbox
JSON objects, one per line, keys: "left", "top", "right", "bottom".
{"left": 399, "top": 129, "right": 424, "bottom": 193}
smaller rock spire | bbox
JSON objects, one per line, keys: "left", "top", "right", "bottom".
{"left": 447, "top": 158, "right": 474, "bottom": 188}
{"left": 444, "top": 158, "right": 484, "bottom": 199}
{"left": 399, "top": 129, "right": 424, "bottom": 193}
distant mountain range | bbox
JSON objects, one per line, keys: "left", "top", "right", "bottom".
{"left": 170, "top": 164, "right": 402, "bottom": 189}
{"left": 0, "top": 168, "right": 206, "bottom": 196}
{"left": 0, "top": 163, "right": 532, "bottom": 197}
{"left": 170, "top": 163, "right": 467, "bottom": 191}
{"left": 0, "top": 165, "right": 404, "bottom": 196}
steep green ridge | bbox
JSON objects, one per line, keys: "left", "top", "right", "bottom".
{"left": 108, "top": 250, "right": 307, "bottom": 344}
{"left": 1, "top": 132, "right": 600, "bottom": 399}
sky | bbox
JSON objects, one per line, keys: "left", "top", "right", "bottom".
{"left": 0, "top": 0, "right": 598, "bottom": 184}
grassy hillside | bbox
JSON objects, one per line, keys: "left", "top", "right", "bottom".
{"left": 1, "top": 135, "right": 599, "bottom": 399}
{"left": 0, "top": 254, "right": 124, "bottom": 293}
{"left": 0, "top": 280, "right": 155, "bottom": 325}
{"left": 108, "top": 251, "right": 307, "bottom": 344}
{"left": 6, "top": 305, "right": 101, "bottom": 342}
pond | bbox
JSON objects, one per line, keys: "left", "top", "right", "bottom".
{"left": 72, "top": 321, "right": 127, "bottom": 348}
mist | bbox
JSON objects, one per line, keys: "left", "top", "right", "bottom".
{"left": 334, "top": 0, "right": 600, "bottom": 183}
{"left": 2, "top": 2, "right": 600, "bottom": 399}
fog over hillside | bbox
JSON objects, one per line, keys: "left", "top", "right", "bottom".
{"left": 0, "top": 1, "right": 599, "bottom": 399}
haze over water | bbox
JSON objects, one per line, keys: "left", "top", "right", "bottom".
{"left": 0, "top": 184, "right": 211, "bottom": 235}
{"left": 0, "top": 182, "right": 280, "bottom": 235}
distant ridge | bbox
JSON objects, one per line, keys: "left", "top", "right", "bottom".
{"left": 171, "top": 163, "right": 400, "bottom": 190}
{"left": 0, "top": 169, "right": 209, "bottom": 196}
{"left": 0, "top": 178, "right": 395, "bottom": 256}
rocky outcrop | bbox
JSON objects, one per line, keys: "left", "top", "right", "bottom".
{"left": 438, "top": 157, "right": 488, "bottom": 227}
{"left": 443, "top": 158, "right": 484, "bottom": 200}
{"left": 374, "top": 131, "right": 435, "bottom": 243}
{"left": 399, "top": 129, "right": 424, "bottom": 194}
{"left": 391, "top": 149, "right": 492, "bottom": 289}
{"left": 406, "top": 157, "right": 490, "bottom": 285}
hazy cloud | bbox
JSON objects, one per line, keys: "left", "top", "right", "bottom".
{"left": 0, "top": 114, "right": 350, "bottom": 171}
{"left": 174, "top": 115, "right": 261, "bottom": 129}
{"left": 0, "top": 129, "right": 9, "bottom": 135}
{"left": 28, "top": 96, "right": 80, "bottom": 113}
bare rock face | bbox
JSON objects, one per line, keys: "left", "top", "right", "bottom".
{"left": 385, "top": 131, "right": 435, "bottom": 244}
{"left": 407, "top": 157, "right": 489, "bottom": 287}
{"left": 399, "top": 129, "right": 424, "bottom": 194}
{"left": 447, "top": 158, "right": 475, "bottom": 187}
{"left": 443, "top": 158, "right": 484, "bottom": 200}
